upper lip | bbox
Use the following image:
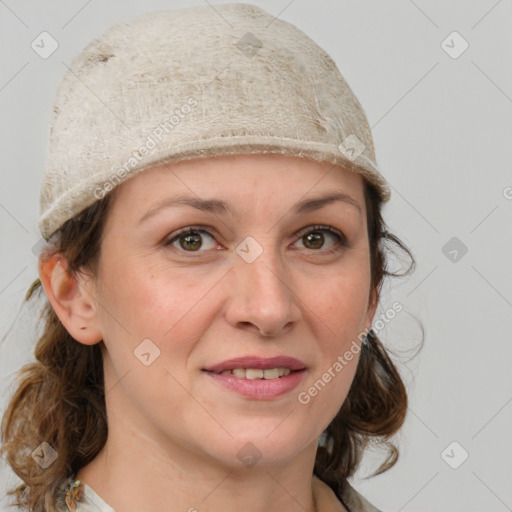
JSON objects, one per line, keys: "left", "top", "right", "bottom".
{"left": 203, "top": 356, "right": 306, "bottom": 373}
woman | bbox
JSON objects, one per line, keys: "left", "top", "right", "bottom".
{"left": 1, "top": 4, "right": 415, "bottom": 511}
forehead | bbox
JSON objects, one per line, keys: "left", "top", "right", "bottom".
{"left": 99, "top": 154, "right": 370, "bottom": 251}
{"left": 113, "top": 153, "right": 366, "bottom": 202}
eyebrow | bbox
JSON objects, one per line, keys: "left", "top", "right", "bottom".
{"left": 138, "top": 192, "right": 362, "bottom": 225}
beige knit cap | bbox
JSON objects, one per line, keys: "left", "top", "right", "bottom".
{"left": 38, "top": 2, "right": 391, "bottom": 242}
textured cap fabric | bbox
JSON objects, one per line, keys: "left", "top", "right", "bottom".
{"left": 38, "top": 2, "right": 391, "bottom": 242}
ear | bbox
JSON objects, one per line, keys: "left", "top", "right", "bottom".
{"left": 38, "top": 253, "right": 103, "bottom": 345}
{"left": 363, "top": 286, "right": 379, "bottom": 333}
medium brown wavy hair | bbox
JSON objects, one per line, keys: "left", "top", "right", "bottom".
{"left": 1, "top": 176, "right": 417, "bottom": 511}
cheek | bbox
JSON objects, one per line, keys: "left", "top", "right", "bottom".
{"left": 306, "top": 263, "right": 371, "bottom": 340}
{"left": 96, "top": 261, "right": 206, "bottom": 409}
{"left": 98, "top": 257, "right": 197, "bottom": 332}
{"left": 97, "top": 259, "right": 221, "bottom": 376}
{"left": 296, "top": 264, "right": 369, "bottom": 410}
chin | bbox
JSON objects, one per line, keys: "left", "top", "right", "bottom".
{"left": 208, "top": 430, "right": 312, "bottom": 469}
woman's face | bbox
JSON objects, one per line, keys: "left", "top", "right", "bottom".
{"left": 84, "top": 153, "right": 377, "bottom": 470}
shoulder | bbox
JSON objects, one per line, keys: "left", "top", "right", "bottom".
{"left": 54, "top": 476, "right": 115, "bottom": 512}
{"left": 338, "top": 479, "right": 384, "bottom": 512}
{"left": 313, "top": 474, "right": 383, "bottom": 512}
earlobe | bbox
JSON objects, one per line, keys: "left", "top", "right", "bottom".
{"left": 38, "top": 254, "right": 103, "bottom": 345}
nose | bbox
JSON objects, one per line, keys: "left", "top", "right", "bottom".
{"left": 224, "top": 241, "right": 302, "bottom": 338}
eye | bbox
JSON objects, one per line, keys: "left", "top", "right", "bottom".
{"left": 164, "top": 227, "right": 218, "bottom": 252}
{"left": 294, "top": 225, "right": 347, "bottom": 254}
{"left": 163, "top": 224, "right": 347, "bottom": 255}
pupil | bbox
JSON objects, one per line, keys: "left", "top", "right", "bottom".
{"left": 305, "top": 232, "right": 323, "bottom": 249}
{"left": 182, "top": 233, "right": 201, "bottom": 250}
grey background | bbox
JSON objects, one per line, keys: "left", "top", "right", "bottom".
{"left": 1, "top": 1, "right": 511, "bottom": 511}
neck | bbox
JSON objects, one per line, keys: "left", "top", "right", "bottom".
{"left": 75, "top": 424, "right": 321, "bottom": 512}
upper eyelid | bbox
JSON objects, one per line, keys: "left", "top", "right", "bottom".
{"left": 296, "top": 224, "right": 345, "bottom": 239}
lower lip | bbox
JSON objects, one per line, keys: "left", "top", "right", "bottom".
{"left": 203, "top": 369, "right": 306, "bottom": 399}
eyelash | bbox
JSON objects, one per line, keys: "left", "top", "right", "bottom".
{"left": 163, "top": 224, "right": 347, "bottom": 256}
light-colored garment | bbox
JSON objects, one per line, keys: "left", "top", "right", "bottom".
{"left": 313, "top": 476, "right": 383, "bottom": 512}
{"left": 58, "top": 479, "right": 114, "bottom": 512}
{"left": 57, "top": 475, "right": 382, "bottom": 512}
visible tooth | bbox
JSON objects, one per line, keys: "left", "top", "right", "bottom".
{"left": 263, "top": 368, "right": 280, "bottom": 379}
{"left": 225, "top": 367, "right": 294, "bottom": 379}
{"left": 245, "top": 368, "right": 264, "bottom": 379}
